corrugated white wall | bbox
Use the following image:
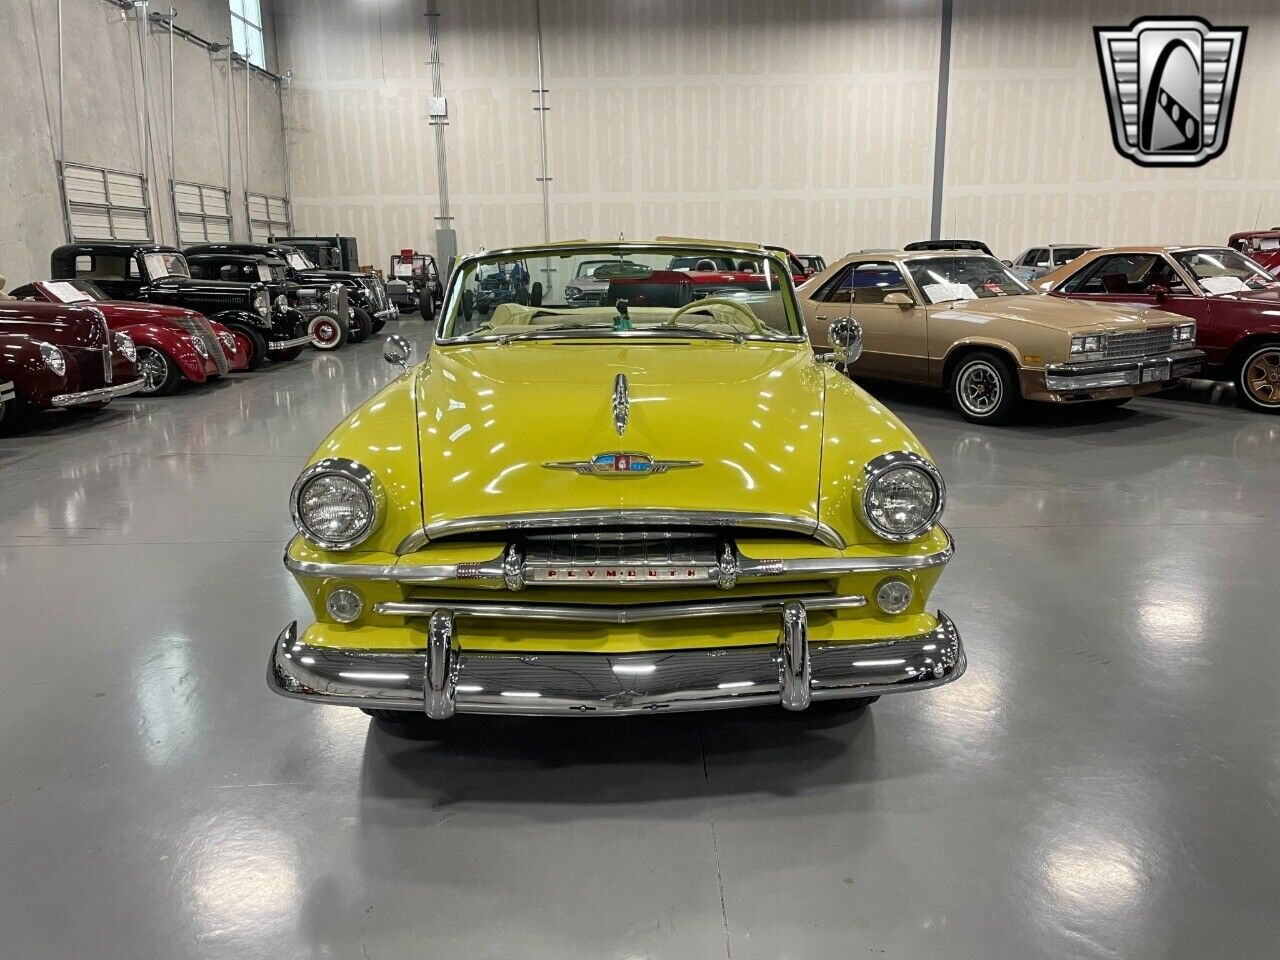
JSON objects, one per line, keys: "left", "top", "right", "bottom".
{"left": 275, "top": 0, "right": 1280, "bottom": 267}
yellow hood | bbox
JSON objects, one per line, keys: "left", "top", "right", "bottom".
{"left": 414, "top": 340, "right": 825, "bottom": 533}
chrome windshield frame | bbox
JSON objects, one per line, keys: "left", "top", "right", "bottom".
{"left": 433, "top": 241, "right": 809, "bottom": 345}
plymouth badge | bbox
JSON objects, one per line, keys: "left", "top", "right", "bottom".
{"left": 543, "top": 451, "right": 702, "bottom": 476}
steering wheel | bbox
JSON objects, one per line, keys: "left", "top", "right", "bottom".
{"left": 666, "top": 297, "right": 767, "bottom": 334}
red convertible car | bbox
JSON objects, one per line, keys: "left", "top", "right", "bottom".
{"left": 1036, "top": 246, "right": 1280, "bottom": 413}
{"left": 10, "top": 279, "right": 247, "bottom": 395}
{"left": 0, "top": 300, "right": 142, "bottom": 430}
{"left": 1227, "top": 230, "right": 1280, "bottom": 277}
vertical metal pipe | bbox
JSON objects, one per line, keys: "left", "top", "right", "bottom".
{"left": 168, "top": 8, "right": 176, "bottom": 244}
{"left": 426, "top": 0, "right": 450, "bottom": 224}
{"left": 226, "top": 42, "right": 233, "bottom": 230}
{"left": 929, "top": 0, "right": 954, "bottom": 241}
{"left": 533, "top": 0, "right": 551, "bottom": 245}
{"left": 56, "top": 0, "right": 72, "bottom": 241}
{"left": 245, "top": 48, "right": 252, "bottom": 237}
{"left": 136, "top": 0, "right": 156, "bottom": 239}
{"left": 279, "top": 72, "right": 295, "bottom": 232}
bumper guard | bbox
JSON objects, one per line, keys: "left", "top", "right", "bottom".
{"left": 269, "top": 334, "right": 321, "bottom": 351}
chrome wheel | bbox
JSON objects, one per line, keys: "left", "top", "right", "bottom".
{"left": 956, "top": 360, "right": 1003, "bottom": 417}
{"left": 1243, "top": 346, "right": 1280, "bottom": 408}
{"left": 135, "top": 347, "right": 170, "bottom": 395}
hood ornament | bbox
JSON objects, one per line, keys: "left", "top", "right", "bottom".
{"left": 544, "top": 452, "right": 701, "bottom": 477}
{"left": 613, "top": 373, "right": 629, "bottom": 435}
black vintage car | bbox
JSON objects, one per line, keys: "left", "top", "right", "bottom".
{"left": 184, "top": 250, "right": 350, "bottom": 351}
{"left": 185, "top": 242, "right": 395, "bottom": 339}
{"left": 271, "top": 234, "right": 360, "bottom": 271}
{"left": 385, "top": 250, "right": 444, "bottom": 322}
{"left": 51, "top": 243, "right": 315, "bottom": 370}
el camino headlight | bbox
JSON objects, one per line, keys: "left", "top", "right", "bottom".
{"left": 290, "top": 458, "right": 385, "bottom": 551}
{"left": 114, "top": 332, "right": 137, "bottom": 362}
{"left": 39, "top": 341, "right": 66, "bottom": 376}
{"left": 860, "top": 452, "right": 945, "bottom": 542}
{"left": 1069, "top": 334, "right": 1105, "bottom": 362}
{"left": 1174, "top": 322, "right": 1196, "bottom": 343}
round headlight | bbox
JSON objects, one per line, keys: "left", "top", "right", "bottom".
{"left": 114, "top": 332, "right": 137, "bottom": 362}
{"left": 38, "top": 341, "right": 66, "bottom": 376}
{"left": 290, "top": 458, "right": 384, "bottom": 550}
{"left": 860, "top": 452, "right": 945, "bottom": 542}
{"left": 254, "top": 290, "right": 270, "bottom": 318}
{"left": 274, "top": 294, "right": 289, "bottom": 310}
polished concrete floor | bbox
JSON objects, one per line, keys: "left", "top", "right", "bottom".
{"left": 1, "top": 321, "right": 1277, "bottom": 959}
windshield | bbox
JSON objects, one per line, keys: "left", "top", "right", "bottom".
{"left": 1173, "top": 249, "right": 1276, "bottom": 295}
{"left": 906, "top": 256, "right": 1033, "bottom": 303}
{"left": 442, "top": 245, "right": 802, "bottom": 342}
{"left": 286, "top": 251, "right": 316, "bottom": 271}
{"left": 1053, "top": 246, "right": 1094, "bottom": 264}
{"left": 142, "top": 252, "right": 191, "bottom": 280}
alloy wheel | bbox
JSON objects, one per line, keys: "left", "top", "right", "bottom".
{"left": 135, "top": 347, "right": 169, "bottom": 394}
{"left": 1243, "top": 347, "right": 1280, "bottom": 407}
{"left": 958, "top": 360, "right": 1003, "bottom": 416}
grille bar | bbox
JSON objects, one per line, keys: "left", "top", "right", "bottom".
{"left": 1104, "top": 326, "right": 1174, "bottom": 360}
{"left": 175, "top": 314, "right": 229, "bottom": 374}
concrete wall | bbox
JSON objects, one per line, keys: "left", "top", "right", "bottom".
{"left": 275, "top": 0, "right": 1280, "bottom": 270}
{"left": 0, "top": 0, "right": 288, "bottom": 287}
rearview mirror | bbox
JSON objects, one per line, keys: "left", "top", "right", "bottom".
{"left": 827, "top": 317, "right": 863, "bottom": 365}
{"left": 1144, "top": 283, "right": 1170, "bottom": 300}
{"left": 883, "top": 292, "right": 914, "bottom": 307}
{"left": 384, "top": 334, "right": 414, "bottom": 370}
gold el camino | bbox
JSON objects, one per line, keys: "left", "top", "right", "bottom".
{"left": 798, "top": 251, "right": 1205, "bottom": 423}
{"left": 270, "top": 239, "right": 964, "bottom": 722}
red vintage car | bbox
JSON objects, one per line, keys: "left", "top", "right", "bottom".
{"left": 1227, "top": 230, "right": 1280, "bottom": 277}
{"left": 10, "top": 279, "right": 248, "bottom": 395}
{"left": 0, "top": 300, "right": 142, "bottom": 431}
{"left": 1036, "top": 245, "right": 1280, "bottom": 413}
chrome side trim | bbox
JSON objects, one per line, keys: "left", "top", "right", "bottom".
{"left": 0, "top": 381, "right": 17, "bottom": 405}
{"left": 266, "top": 611, "right": 965, "bottom": 716}
{"left": 399, "top": 509, "right": 848, "bottom": 552}
{"left": 613, "top": 372, "right": 629, "bottom": 435}
{"left": 50, "top": 377, "right": 145, "bottom": 407}
{"left": 283, "top": 528, "right": 953, "bottom": 584}
{"left": 374, "top": 593, "right": 866, "bottom": 624}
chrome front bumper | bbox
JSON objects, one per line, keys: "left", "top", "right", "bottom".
{"left": 269, "top": 334, "right": 321, "bottom": 351}
{"left": 1043, "top": 349, "right": 1205, "bottom": 392}
{"left": 50, "top": 377, "right": 145, "bottom": 407}
{"left": 374, "top": 307, "right": 399, "bottom": 321}
{"left": 268, "top": 606, "right": 966, "bottom": 718}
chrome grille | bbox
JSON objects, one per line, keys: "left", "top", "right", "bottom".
{"left": 1104, "top": 326, "right": 1174, "bottom": 360}
{"left": 174, "top": 314, "right": 229, "bottom": 374}
{"left": 522, "top": 531, "right": 723, "bottom": 586}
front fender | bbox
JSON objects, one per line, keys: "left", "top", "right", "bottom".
{"left": 0, "top": 335, "right": 71, "bottom": 407}
{"left": 938, "top": 336, "right": 1027, "bottom": 384}
{"left": 118, "top": 322, "right": 210, "bottom": 382}
{"left": 210, "top": 308, "right": 273, "bottom": 333}
{"left": 816, "top": 367, "right": 949, "bottom": 555}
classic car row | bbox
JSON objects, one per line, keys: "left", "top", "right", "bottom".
{"left": 0, "top": 237, "right": 400, "bottom": 431}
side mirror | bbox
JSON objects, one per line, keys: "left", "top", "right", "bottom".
{"left": 883, "top": 291, "right": 914, "bottom": 308}
{"left": 1001, "top": 259, "right": 1013, "bottom": 267}
{"left": 384, "top": 334, "right": 413, "bottom": 370}
{"left": 827, "top": 317, "right": 863, "bottom": 365}
{"left": 1144, "top": 283, "right": 1170, "bottom": 300}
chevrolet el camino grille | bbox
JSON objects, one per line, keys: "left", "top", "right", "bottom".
{"left": 1104, "top": 326, "right": 1174, "bottom": 360}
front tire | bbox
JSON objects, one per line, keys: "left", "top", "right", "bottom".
{"left": 949, "top": 351, "right": 1022, "bottom": 424}
{"left": 349, "top": 307, "right": 374, "bottom": 343}
{"left": 307, "top": 312, "right": 347, "bottom": 351}
{"left": 0, "top": 392, "right": 26, "bottom": 435}
{"left": 1235, "top": 342, "right": 1280, "bottom": 413}
{"left": 274, "top": 345, "right": 305, "bottom": 361}
{"left": 134, "top": 346, "right": 181, "bottom": 396}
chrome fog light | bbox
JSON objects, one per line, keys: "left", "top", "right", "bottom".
{"left": 875, "top": 577, "right": 913, "bottom": 615}
{"left": 325, "top": 586, "right": 365, "bottom": 624}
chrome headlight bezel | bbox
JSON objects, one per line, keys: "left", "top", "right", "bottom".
{"left": 114, "top": 332, "right": 137, "bottom": 362}
{"left": 1069, "top": 333, "right": 1105, "bottom": 362}
{"left": 859, "top": 451, "right": 946, "bottom": 543}
{"left": 1173, "top": 322, "right": 1196, "bottom": 343}
{"left": 254, "top": 290, "right": 270, "bottom": 319}
{"left": 38, "top": 341, "right": 66, "bottom": 376}
{"left": 191, "top": 334, "right": 210, "bottom": 358}
{"left": 290, "top": 458, "right": 386, "bottom": 551}
{"left": 217, "top": 331, "right": 236, "bottom": 353}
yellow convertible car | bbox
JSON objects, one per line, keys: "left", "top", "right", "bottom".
{"left": 270, "top": 239, "right": 965, "bottom": 722}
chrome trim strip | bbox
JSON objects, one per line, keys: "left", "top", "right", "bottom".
{"left": 400, "top": 510, "right": 848, "bottom": 552}
{"left": 613, "top": 372, "right": 629, "bottom": 435}
{"left": 269, "top": 333, "right": 321, "bottom": 350}
{"left": 267, "top": 611, "right": 965, "bottom": 716}
{"left": 376, "top": 593, "right": 866, "bottom": 624}
{"left": 0, "top": 381, "right": 16, "bottom": 405}
{"left": 1044, "top": 349, "right": 1205, "bottom": 391}
{"left": 283, "top": 528, "right": 953, "bottom": 584}
{"left": 50, "top": 377, "right": 145, "bottom": 407}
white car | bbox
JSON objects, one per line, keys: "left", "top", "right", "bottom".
{"left": 1010, "top": 244, "right": 1098, "bottom": 282}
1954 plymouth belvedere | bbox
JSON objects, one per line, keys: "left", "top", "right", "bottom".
{"left": 270, "top": 239, "right": 965, "bottom": 723}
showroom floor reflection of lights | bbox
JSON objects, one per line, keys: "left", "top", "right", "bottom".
{"left": 0, "top": 325, "right": 1276, "bottom": 960}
